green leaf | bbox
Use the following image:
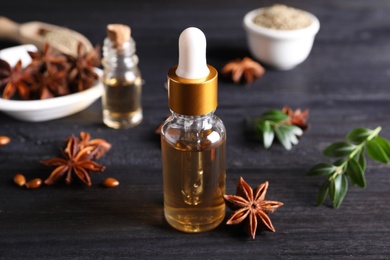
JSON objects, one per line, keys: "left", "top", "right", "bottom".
{"left": 306, "top": 163, "right": 337, "bottom": 177}
{"left": 329, "top": 174, "right": 348, "bottom": 208}
{"left": 346, "top": 128, "right": 373, "bottom": 144}
{"left": 283, "top": 124, "right": 303, "bottom": 137}
{"left": 366, "top": 139, "right": 389, "bottom": 163}
{"left": 316, "top": 180, "right": 330, "bottom": 206}
{"left": 347, "top": 158, "right": 366, "bottom": 188}
{"left": 274, "top": 124, "right": 303, "bottom": 150}
{"left": 274, "top": 125, "right": 292, "bottom": 150}
{"left": 281, "top": 124, "right": 299, "bottom": 144}
{"left": 253, "top": 120, "right": 275, "bottom": 149}
{"left": 358, "top": 149, "right": 366, "bottom": 171}
{"left": 260, "top": 110, "right": 290, "bottom": 123}
{"left": 352, "top": 149, "right": 366, "bottom": 171}
{"left": 376, "top": 136, "right": 390, "bottom": 158}
{"left": 287, "top": 124, "right": 303, "bottom": 136}
{"left": 253, "top": 120, "right": 263, "bottom": 137}
{"left": 333, "top": 158, "right": 347, "bottom": 167}
{"left": 262, "top": 121, "right": 274, "bottom": 149}
{"left": 323, "top": 142, "right": 356, "bottom": 157}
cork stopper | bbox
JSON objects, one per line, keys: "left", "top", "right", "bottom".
{"left": 106, "top": 24, "right": 131, "bottom": 48}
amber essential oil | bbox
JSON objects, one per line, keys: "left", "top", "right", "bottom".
{"left": 161, "top": 135, "right": 226, "bottom": 233}
{"left": 162, "top": 28, "right": 226, "bottom": 233}
{"left": 102, "top": 77, "right": 142, "bottom": 129}
{"left": 102, "top": 24, "right": 143, "bottom": 129}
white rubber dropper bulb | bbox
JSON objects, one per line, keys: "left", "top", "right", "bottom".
{"left": 176, "top": 27, "right": 210, "bottom": 79}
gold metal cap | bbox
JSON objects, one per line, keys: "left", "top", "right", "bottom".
{"left": 167, "top": 65, "right": 218, "bottom": 116}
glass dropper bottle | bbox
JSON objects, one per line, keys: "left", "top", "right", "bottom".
{"left": 101, "top": 24, "right": 143, "bottom": 129}
{"left": 161, "top": 27, "right": 226, "bottom": 233}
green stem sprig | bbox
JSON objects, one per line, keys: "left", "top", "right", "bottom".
{"left": 250, "top": 109, "right": 303, "bottom": 150}
{"left": 306, "top": 127, "right": 390, "bottom": 208}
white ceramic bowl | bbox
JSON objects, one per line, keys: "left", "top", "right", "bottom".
{"left": 0, "top": 45, "right": 103, "bottom": 122}
{"left": 243, "top": 8, "right": 320, "bottom": 70}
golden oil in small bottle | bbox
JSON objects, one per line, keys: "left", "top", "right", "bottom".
{"left": 161, "top": 27, "right": 226, "bottom": 233}
{"left": 102, "top": 24, "right": 142, "bottom": 129}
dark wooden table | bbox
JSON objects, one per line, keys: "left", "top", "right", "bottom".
{"left": 1, "top": 0, "right": 389, "bottom": 258}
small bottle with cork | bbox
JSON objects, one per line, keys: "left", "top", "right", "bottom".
{"left": 101, "top": 24, "right": 142, "bottom": 129}
{"left": 161, "top": 27, "right": 227, "bottom": 233}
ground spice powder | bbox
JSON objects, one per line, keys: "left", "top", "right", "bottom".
{"left": 253, "top": 4, "right": 312, "bottom": 30}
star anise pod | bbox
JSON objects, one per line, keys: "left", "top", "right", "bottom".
{"left": 66, "top": 42, "right": 100, "bottom": 93}
{"left": 28, "top": 43, "right": 68, "bottom": 72}
{"left": 41, "top": 135, "right": 106, "bottom": 186}
{"left": 282, "top": 106, "right": 310, "bottom": 130}
{"left": 78, "top": 131, "right": 111, "bottom": 159}
{"left": 0, "top": 59, "right": 33, "bottom": 100}
{"left": 224, "top": 177, "right": 283, "bottom": 239}
{"left": 0, "top": 136, "right": 11, "bottom": 146}
{"left": 30, "top": 66, "right": 69, "bottom": 99}
{"left": 221, "top": 57, "right": 265, "bottom": 84}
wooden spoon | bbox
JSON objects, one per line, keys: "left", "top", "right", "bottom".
{"left": 0, "top": 16, "right": 93, "bottom": 57}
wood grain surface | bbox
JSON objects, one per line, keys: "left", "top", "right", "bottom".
{"left": 0, "top": 0, "right": 389, "bottom": 259}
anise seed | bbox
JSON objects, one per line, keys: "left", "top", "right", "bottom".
{"left": 103, "top": 177, "right": 119, "bottom": 188}
{"left": 25, "top": 178, "right": 43, "bottom": 189}
{"left": 0, "top": 136, "right": 11, "bottom": 146}
{"left": 13, "top": 174, "right": 26, "bottom": 187}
